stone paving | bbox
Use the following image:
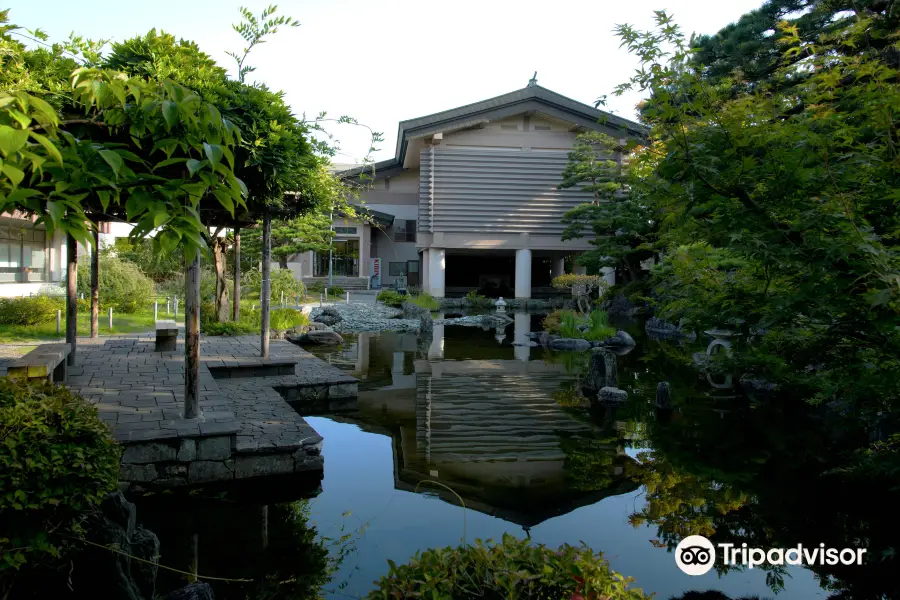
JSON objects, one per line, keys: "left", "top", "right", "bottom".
{"left": 0, "top": 334, "right": 357, "bottom": 450}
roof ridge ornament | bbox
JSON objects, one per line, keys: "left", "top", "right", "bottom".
{"left": 527, "top": 71, "right": 537, "bottom": 87}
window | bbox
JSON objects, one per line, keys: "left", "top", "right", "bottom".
{"left": 0, "top": 226, "right": 48, "bottom": 283}
{"left": 393, "top": 220, "right": 416, "bottom": 243}
{"left": 334, "top": 226, "right": 357, "bottom": 235}
{"left": 388, "top": 262, "right": 407, "bottom": 276}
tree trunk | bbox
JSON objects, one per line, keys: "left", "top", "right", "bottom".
{"left": 260, "top": 209, "right": 271, "bottom": 358}
{"left": 233, "top": 226, "right": 241, "bottom": 322}
{"left": 277, "top": 255, "right": 288, "bottom": 269}
{"left": 184, "top": 250, "right": 201, "bottom": 419}
{"left": 623, "top": 256, "right": 641, "bottom": 283}
{"left": 66, "top": 233, "right": 77, "bottom": 366}
{"left": 212, "top": 238, "right": 229, "bottom": 322}
{"left": 90, "top": 227, "right": 99, "bottom": 338}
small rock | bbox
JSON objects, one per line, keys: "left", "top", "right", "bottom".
{"left": 598, "top": 330, "right": 636, "bottom": 348}
{"left": 161, "top": 582, "right": 215, "bottom": 600}
{"left": 419, "top": 313, "right": 434, "bottom": 335}
{"left": 549, "top": 338, "right": 592, "bottom": 351}
{"left": 289, "top": 330, "right": 344, "bottom": 346}
{"left": 512, "top": 341, "right": 538, "bottom": 347}
{"left": 481, "top": 313, "right": 514, "bottom": 327}
{"left": 307, "top": 322, "right": 330, "bottom": 331}
{"left": 598, "top": 386, "right": 628, "bottom": 404}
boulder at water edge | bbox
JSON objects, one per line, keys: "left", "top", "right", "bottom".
{"left": 289, "top": 330, "right": 344, "bottom": 346}
{"left": 549, "top": 338, "right": 592, "bottom": 351}
{"left": 597, "top": 330, "right": 636, "bottom": 348}
{"left": 598, "top": 386, "right": 629, "bottom": 404}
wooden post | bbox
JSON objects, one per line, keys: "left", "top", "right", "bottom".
{"left": 154, "top": 301, "right": 158, "bottom": 321}
{"left": 233, "top": 226, "right": 241, "bottom": 322}
{"left": 108, "top": 307, "right": 113, "bottom": 330}
{"left": 56, "top": 309, "right": 61, "bottom": 335}
{"left": 174, "top": 296, "right": 178, "bottom": 318}
{"left": 184, "top": 250, "right": 201, "bottom": 419}
{"left": 90, "top": 227, "right": 99, "bottom": 339}
{"left": 260, "top": 208, "right": 271, "bottom": 358}
{"left": 66, "top": 232, "right": 77, "bottom": 366}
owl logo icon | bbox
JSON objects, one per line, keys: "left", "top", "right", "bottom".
{"left": 675, "top": 535, "right": 716, "bottom": 576}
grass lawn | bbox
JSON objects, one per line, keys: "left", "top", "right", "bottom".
{"left": 0, "top": 309, "right": 184, "bottom": 344}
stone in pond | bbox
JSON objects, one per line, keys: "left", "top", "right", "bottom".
{"left": 162, "top": 583, "right": 215, "bottom": 600}
{"left": 289, "top": 330, "right": 344, "bottom": 346}
{"left": 549, "top": 338, "right": 592, "bottom": 351}
{"left": 598, "top": 386, "right": 628, "bottom": 404}
{"left": 598, "top": 330, "right": 636, "bottom": 347}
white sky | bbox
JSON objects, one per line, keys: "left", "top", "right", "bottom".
{"left": 9, "top": 0, "right": 764, "bottom": 163}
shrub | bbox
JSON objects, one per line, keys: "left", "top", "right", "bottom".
{"left": 241, "top": 268, "right": 305, "bottom": 303}
{"left": 409, "top": 293, "right": 440, "bottom": 310}
{"left": 584, "top": 310, "right": 616, "bottom": 342}
{"left": 559, "top": 311, "right": 582, "bottom": 338}
{"left": 542, "top": 309, "right": 577, "bottom": 334}
{"left": 201, "top": 320, "right": 255, "bottom": 336}
{"left": 271, "top": 308, "right": 308, "bottom": 331}
{"left": 552, "top": 273, "right": 609, "bottom": 313}
{"left": 0, "top": 379, "right": 120, "bottom": 573}
{"left": 75, "top": 254, "right": 155, "bottom": 313}
{"left": 465, "top": 288, "right": 491, "bottom": 307}
{"left": 368, "top": 534, "right": 648, "bottom": 600}
{"left": 0, "top": 296, "right": 61, "bottom": 326}
{"left": 377, "top": 290, "right": 405, "bottom": 307}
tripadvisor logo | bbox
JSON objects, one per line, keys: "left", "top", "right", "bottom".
{"left": 675, "top": 535, "right": 866, "bottom": 576}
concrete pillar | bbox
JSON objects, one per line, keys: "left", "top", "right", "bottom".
{"left": 601, "top": 267, "right": 616, "bottom": 286}
{"left": 514, "top": 312, "right": 531, "bottom": 362}
{"left": 428, "top": 248, "right": 445, "bottom": 298}
{"left": 515, "top": 248, "right": 532, "bottom": 299}
{"left": 421, "top": 249, "right": 430, "bottom": 294}
{"left": 551, "top": 256, "right": 566, "bottom": 279}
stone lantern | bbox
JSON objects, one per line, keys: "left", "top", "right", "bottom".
{"left": 495, "top": 297, "right": 507, "bottom": 314}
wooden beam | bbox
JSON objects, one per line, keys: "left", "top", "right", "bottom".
{"left": 66, "top": 232, "right": 77, "bottom": 366}
{"left": 233, "top": 226, "right": 241, "bottom": 322}
{"left": 90, "top": 227, "right": 99, "bottom": 339}
{"left": 184, "top": 249, "right": 200, "bottom": 419}
{"left": 260, "top": 208, "right": 271, "bottom": 358}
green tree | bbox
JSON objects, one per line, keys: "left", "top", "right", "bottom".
{"left": 612, "top": 7, "right": 900, "bottom": 416}
{"left": 559, "top": 133, "right": 658, "bottom": 282}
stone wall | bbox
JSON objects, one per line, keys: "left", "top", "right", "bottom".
{"left": 119, "top": 434, "right": 324, "bottom": 487}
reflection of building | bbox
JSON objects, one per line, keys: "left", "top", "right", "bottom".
{"left": 324, "top": 330, "right": 638, "bottom": 528}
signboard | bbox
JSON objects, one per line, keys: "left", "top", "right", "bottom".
{"left": 370, "top": 258, "right": 381, "bottom": 289}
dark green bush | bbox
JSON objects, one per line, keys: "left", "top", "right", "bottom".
{"left": 368, "top": 534, "right": 649, "bottom": 600}
{"left": 0, "top": 296, "right": 62, "bottom": 326}
{"left": 0, "top": 379, "right": 120, "bottom": 573}
{"left": 201, "top": 320, "right": 255, "bottom": 336}
{"left": 377, "top": 290, "right": 404, "bottom": 307}
{"left": 75, "top": 254, "right": 155, "bottom": 313}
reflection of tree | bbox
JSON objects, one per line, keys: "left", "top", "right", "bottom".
{"left": 559, "top": 435, "right": 627, "bottom": 492}
{"left": 625, "top": 394, "right": 900, "bottom": 600}
{"left": 217, "top": 501, "right": 330, "bottom": 600}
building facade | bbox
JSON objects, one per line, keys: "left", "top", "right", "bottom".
{"left": 295, "top": 83, "right": 647, "bottom": 297}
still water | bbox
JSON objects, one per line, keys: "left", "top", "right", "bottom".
{"left": 134, "top": 314, "right": 894, "bottom": 599}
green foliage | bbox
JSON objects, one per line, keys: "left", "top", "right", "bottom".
{"left": 114, "top": 238, "right": 184, "bottom": 283}
{"left": 552, "top": 274, "right": 609, "bottom": 313}
{"left": 368, "top": 534, "right": 649, "bottom": 600}
{"left": 614, "top": 6, "right": 900, "bottom": 413}
{"left": 75, "top": 253, "right": 155, "bottom": 313}
{"left": 409, "top": 293, "right": 440, "bottom": 311}
{"left": 559, "top": 311, "right": 581, "bottom": 338}
{"left": 376, "top": 289, "right": 404, "bottom": 307}
{"left": 542, "top": 309, "right": 575, "bottom": 335}
{"left": 0, "top": 379, "right": 120, "bottom": 574}
{"left": 585, "top": 310, "right": 616, "bottom": 342}
{"left": 465, "top": 288, "right": 492, "bottom": 307}
{"left": 0, "top": 295, "right": 61, "bottom": 325}
{"left": 201, "top": 320, "right": 255, "bottom": 336}
{"left": 270, "top": 308, "right": 308, "bottom": 331}
{"left": 241, "top": 268, "right": 305, "bottom": 303}
{"left": 0, "top": 14, "right": 246, "bottom": 256}
{"left": 559, "top": 133, "right": 658, "bottom": 282}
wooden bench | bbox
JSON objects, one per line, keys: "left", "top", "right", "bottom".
{"left": 6, "top": 343, "right": 71, "bottom": 383}
{"left": 155, "top": 320, "right": 179, "bottom": 352}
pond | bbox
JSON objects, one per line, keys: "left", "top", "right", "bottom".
{"left": 132, "top": 313, "right": 896, "bottom": 600}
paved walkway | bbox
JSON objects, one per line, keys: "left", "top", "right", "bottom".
{"left": 0, "top": 335, "right": 357, "bottom": 451}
